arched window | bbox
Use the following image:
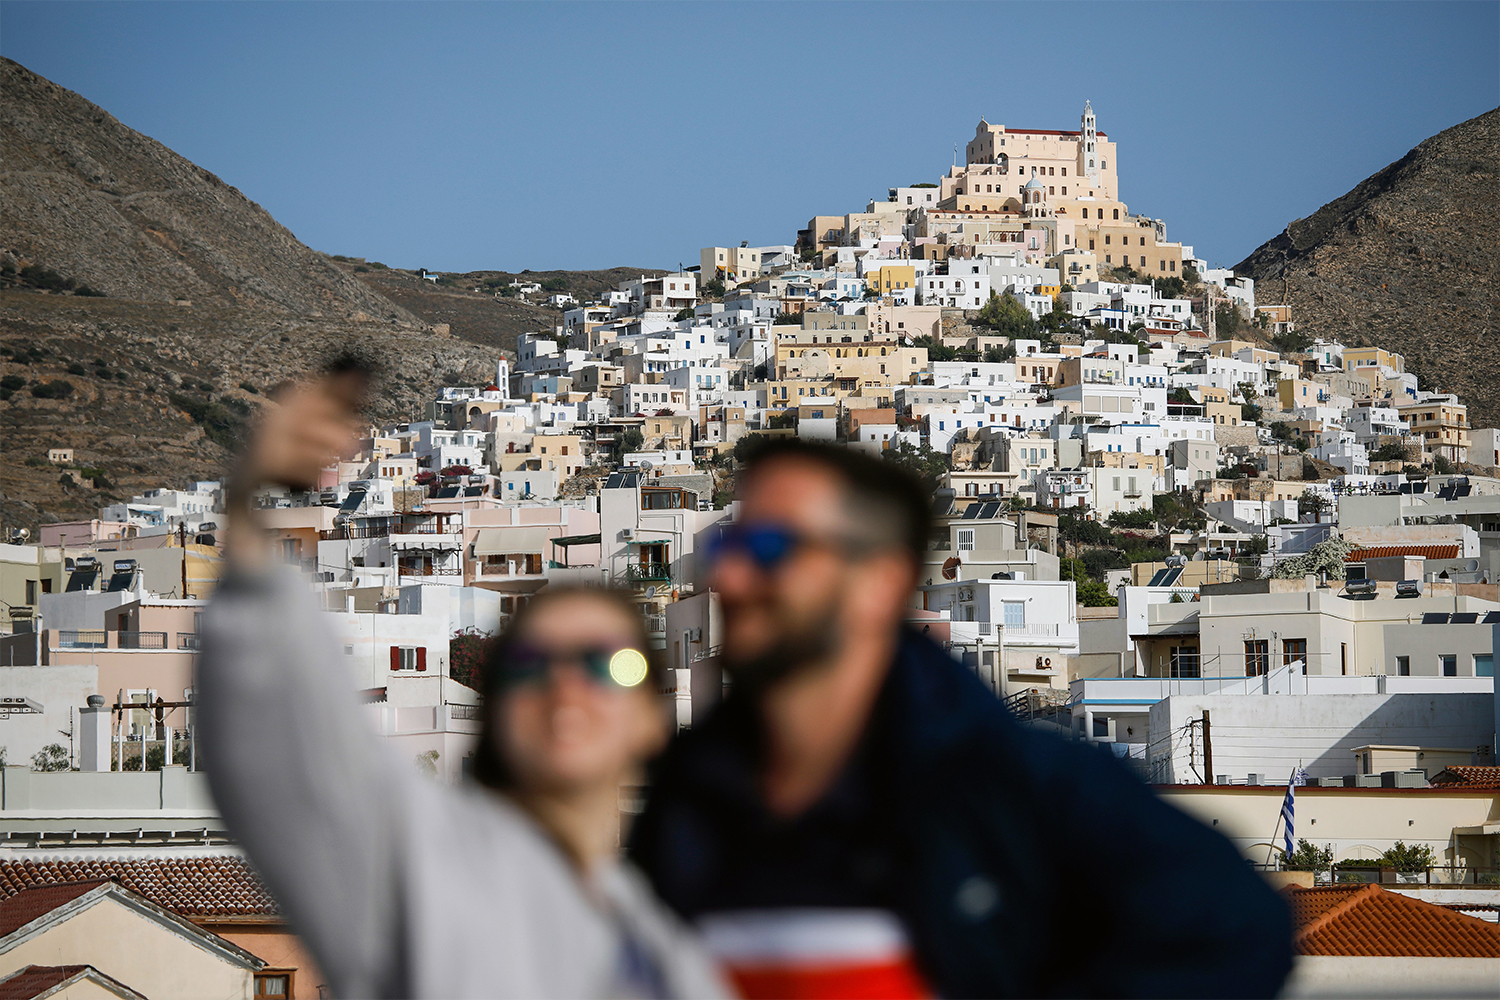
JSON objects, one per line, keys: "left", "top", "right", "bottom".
{"left": 1088, "top": 158, "right": 1094, "bottom": 168}
{"left": 1113, "top": 209, "right": 1119, "bottom": 220}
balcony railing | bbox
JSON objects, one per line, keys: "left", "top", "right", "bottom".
{"left": 58, "top": 630, "right": 106, "bottom": 649}
{"left": 178, "top": 633, "right": 201, "bottom": 651}
{"left": 625, "top": 564, "right": 672, "bottom": 583}
{"left": 643, "top": 614, "right": 667, "bottom": 635}
{"left": 119, "top": 631, "right": 168, "bottom": 650}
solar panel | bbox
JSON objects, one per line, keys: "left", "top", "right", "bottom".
{"left": 65, "top": 566, "right": 100, "bottom": 592}
{"left": 434, "top": 486, "right": 460, "bottom": 499}
{"left": 104, "top": 571, "right": 136, "bottom": 593}
{"left": 1421, "top": 612, "right": 1450, "bottom": 625}
{"left": 339, "top": 490, "right": 367, "bottom": 512}
{"left": 961, "top": 504, "right": 982, "bottom": 519}
{"left": 980, "top": 501, "right": 1001, "bottom": 519}
{"left": 1454, "top": 484, "right": 1471, "bottom": 497}
{"left": 1483, "top": 611, "right": 1500, "bottom": 625}
{"left": 1450, "top": 612, "right": 1479, "bottom": 625}
{"left": 463, "top": 486, "right": 485, "bottom": 497}
{"left": 1436, "top": 487, "right": 1455, "bottom": 500}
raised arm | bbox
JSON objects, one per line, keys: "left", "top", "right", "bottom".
{"left": 198, "top": 373, "right": 411, "bottom": 998}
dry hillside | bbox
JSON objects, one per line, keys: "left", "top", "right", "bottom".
{"left": 1234, "top": 108, "right": 1500, "bottom": 429}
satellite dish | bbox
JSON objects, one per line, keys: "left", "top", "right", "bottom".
{"left": 646, "top": 586, "right": 658, "bottom": 598}
{"left": 942, "top": 556, "right": 962, "bottom": 581}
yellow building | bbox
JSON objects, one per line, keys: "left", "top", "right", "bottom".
{"left": 1344, "top": 346, "right": 1405, "bottom": 375}
{"left": 866, "top": 265, "right": 916, "bottom": 296}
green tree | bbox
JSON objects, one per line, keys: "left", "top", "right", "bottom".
{"left": 773, "top": 312, "right": 801, "bottom": 325}
{"left": 1271, "top": 330, "right": 1313, "bottom": 354}
{"left": 982, "top": 343, "right": 1016, "bottom": 363}
{"left": 1081, "top": 547, "right": 1128, "bottom": 580}
{"left": 1214, "top": 304, "right": 1243, "bottom": 339}
{"left": 31, "top": 743, "right": 70, "bottom": 771}
{"left": 1377, "top": 841, "right": 1436, "bottom": 872}
{"left": 1370, "top": 442, "right": 1408, "bottom": 462}
{"left": 1284, "top": 839, "right": 1333, "bottom": 873}
{"left": 619, "top": 427, "right": 644, "bottom": 453}
{"left": 673, "top": 307, "right": 696, "bottom": 321}
{"left": 1433, "top": 454, "right": 1455, "bottom": 475}
{"left": 732, "top": 432, "right": 772, "bottom": 464}
{"left": 700, "top": 278, "right": 726, "bottom": 299}
{"left": 974, "top": 292, "right": 1039, "bottom": 339}
{"left": 883, "top": 439, "right": 949, "bottom": 494}
{"left": 1076, "top": 579, "right": 1119, "bottom": 607}
{"left": 911, "top": 335, "right": 958, "bottom": 362}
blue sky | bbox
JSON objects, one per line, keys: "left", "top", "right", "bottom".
{"left": 3, "top": 1, "right": 1496, "bottom": 273}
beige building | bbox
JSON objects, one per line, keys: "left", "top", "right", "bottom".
{"left": 0, "top": 880, "right": 264, "bottom": 999}
{"left": 1397, "top": 398, "right": 1470, "bottom": 464}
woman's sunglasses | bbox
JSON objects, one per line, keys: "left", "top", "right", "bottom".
{"left": 498, "top": 644, "right": 651, "bottom": 690}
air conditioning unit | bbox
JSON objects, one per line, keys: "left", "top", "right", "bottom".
{"left": 958, "top": 586, "right": 974, "bottom": 601}
{"left": 620, "top": 528, "right": 635, "bottom": 541}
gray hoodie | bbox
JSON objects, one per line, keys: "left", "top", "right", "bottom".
{"left": 198, "top": 568, "right": 730, "bottom": 999}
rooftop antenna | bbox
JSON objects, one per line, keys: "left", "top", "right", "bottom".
{"left": 953, "top": 143, "right": 958, "bottom": 169}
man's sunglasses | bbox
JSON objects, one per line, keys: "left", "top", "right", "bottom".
{"left": 704, "top": 523, "right": 806, "bottom": 571}
{"left": 497, "top": 644, "right": 651, "bottom": 690}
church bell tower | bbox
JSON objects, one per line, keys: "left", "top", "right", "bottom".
{"left": 1079, "top": 100, "right": 1099, "bottom": 185}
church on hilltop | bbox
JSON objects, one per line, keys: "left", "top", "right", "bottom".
{"left": 922, "top": 102, "right": 1186, "bottom": 277}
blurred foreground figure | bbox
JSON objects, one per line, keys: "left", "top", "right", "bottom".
{"left": 630, "top": 439, "right": 1293, "bottom": 999}
{"left": 198, "top": 372, "right": 728, "bottom": 999}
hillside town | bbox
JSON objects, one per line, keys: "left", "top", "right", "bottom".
{"left": 2, "top": 102, "right": 1498, "bottom": 996}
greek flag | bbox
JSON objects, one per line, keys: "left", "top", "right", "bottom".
{"left": 1280, "top": 767, "right": 1306, "bottom": 858}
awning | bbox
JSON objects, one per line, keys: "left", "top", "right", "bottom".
{"left": 1129, "top": 614, "right": 1201, "bottom": 639}
{"left": 473, "top": 527, "right": 555, "bottom": 556}
{"left": 549, "top": 533, "right": 601, "bottom": 548}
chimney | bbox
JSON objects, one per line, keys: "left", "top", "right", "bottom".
{"left": 79, "top": 695, "right": 110, "bottom": 771}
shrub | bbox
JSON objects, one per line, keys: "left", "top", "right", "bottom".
{"left": 67, "top": 362, "right": 88, "bottom": 376}
{"left": 1377, "top": 841, "right": 1436, "bottom": 872}
{"left": 0, "top": 375, "right": 26, "bottom": 392}
{"left": 30, "top": 380, "right": 74, "bottom": 399}
{"left": 1284, "top": 839, "right": 1333, "bottom": 872}
{"left": 239, "top": 381, "right": 260, "bottom": 394}
{"left": 772, "top": 312, "right": 801, "bottom": 325}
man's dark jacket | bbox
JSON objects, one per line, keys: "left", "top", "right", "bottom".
{"left": 629, "top": 630, "right": 1294, "bottom": 998}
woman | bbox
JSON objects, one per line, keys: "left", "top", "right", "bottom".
{"left": 197, "top": 373, "right": 729, "bottom": 999}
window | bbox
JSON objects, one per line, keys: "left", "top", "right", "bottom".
{"left": 1476, "top": 654, "right": 1494, "bottom": 677}
{"left": 1002, "top": 601, "right": 1026, "bottom": 627}
{"left": 957, "top": 529, "right": 975, "bottom": 552}
{"left": 1169, "top": 645, "right": 1200, "bottom": 678}
{"left": 1245, "top": 640, "right": 1270, "bottom": 676}
{"left": 255, "top": 973, "right": 292, "bottom": 1000}
{"left": 1396, "top": 655, "right": 1410, "bottom": 676}
{"left": 1093, "top": 717, "right": 1109, "bottom": 738}
{"left": 392, "top": 646, "right": 427, "bottom": 672}
{"left": 1113, "top": 209, "right": 1119, "bottom": 220}
{"left": 1283, "top": 638, "right": 1307, "bottom": 671}
{"left": 24, "top": 580, "right": 37, "bottom": 605}
{"left": 1440, "top": 654, "right": 1457, "bottom": 677}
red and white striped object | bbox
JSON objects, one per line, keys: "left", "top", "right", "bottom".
{"left": 698, "top": 909, "right": 932, "bottom": 1000}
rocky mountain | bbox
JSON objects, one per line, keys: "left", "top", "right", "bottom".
{"left": 0, "top": 59, "right": 492, "bottom": 534}
{"left": 1234, "top": 108, "right": 1500, "bottom": 430}
{"left": 0, "top": 59, "right": 676, "bottom": 536}
{"left": 0, "top": 57, "right": 412, "bottom": 320}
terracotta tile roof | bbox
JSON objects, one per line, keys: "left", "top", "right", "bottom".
{"left": 0, "top": 964, "right": 148, "bottom": 1000}
{"left": 1344, "top": 544, "right": 1461, "bottom": 562}
{"left": 0, "top": 880, "right": 109, "bottom": 937}
{"left": 1431, "top": 765, "right": 1500, "bottom": 789}
{"left": 0, "top": 966, "right": 89, "bottom": 1000}
{"left": 0, "top": 857, "right": 278, "bottom": 918}
{"left": 1289, "top": 883, "right": 1500, "bottom": 957}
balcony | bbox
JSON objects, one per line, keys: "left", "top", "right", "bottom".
{"left": 118, "top": 631, "right": 168, "bottom": 650}
{"left": 177, "top": 633, "right": 201, "bottom": 651}
{"left": 625, "top": 564, "right": 672, "bottom": 584}
{"left": 57, "top": 630, "right": 106, "bottom": 649}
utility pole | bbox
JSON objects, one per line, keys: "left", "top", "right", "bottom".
{"left": 178, "top": 522, "right": 189, "bottom": 599}
{"left": 1202, "top": 709, "right": 1213, "bottom": 784}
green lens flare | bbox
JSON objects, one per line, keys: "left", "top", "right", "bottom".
{"left": 609, "top": 648, "right": 649, "bottom": 687}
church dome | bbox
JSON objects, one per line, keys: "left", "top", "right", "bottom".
{"left": 1024, "top": 174, "right": 1045, "bottom": 192}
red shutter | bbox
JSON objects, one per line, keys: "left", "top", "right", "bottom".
{"left": 416, "top": 647, "right": 427, "bottom": 672}
{"left": 389, "top": 647, "right": 400, "bottom": 672}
